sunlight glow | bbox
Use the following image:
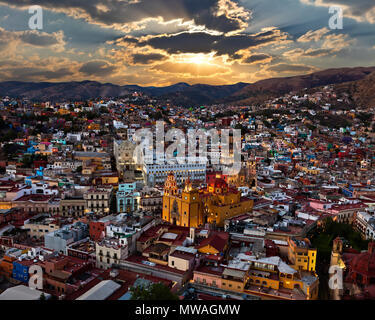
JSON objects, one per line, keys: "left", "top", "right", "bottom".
{"left": 175, "top": 53, "right": 215, "bottom": 65}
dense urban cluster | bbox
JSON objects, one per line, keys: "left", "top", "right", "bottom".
{"left": 0, "top": 86, "right": 375, "bottom": 300}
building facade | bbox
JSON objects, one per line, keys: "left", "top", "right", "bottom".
{"left": 162, "top": 174, "right": 253, "bottom": 228}
{"left": 84, "top": 186, "right": 113, "bottom": 215}
{"left": 116, "top": 182, "right": 140, "bottom": 213}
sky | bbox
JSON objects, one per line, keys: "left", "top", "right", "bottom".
{"left": 0, "top": 0, "right": 374, "bottom": 86}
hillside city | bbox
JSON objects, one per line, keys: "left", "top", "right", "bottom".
{"left": 0, "top": 84, "right": 375, "bottom": 301}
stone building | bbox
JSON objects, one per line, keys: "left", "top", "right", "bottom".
{"left": 84, "top": 186, "right": 113, "bottom": 215}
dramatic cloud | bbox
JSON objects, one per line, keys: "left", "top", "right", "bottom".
{"left": 297, "top": 28, "right": 330, "bottom": 42}
{"left": 283, "top": 48, "right": 333, "bottom": 60}
{"left": 267, "top": 63, "right": 317, "bottom": 74}
{"left": 0, "top": 0, "right": 373, "bottom": 85}
{"left": 0, "top": 63, "right": 74, "bottom": 81}
{"left": 130, "top": 53, "right": 168, "bottom": 65}
{"left": 0, "top": 0, "right": 251, "bottom": 33}
{"left": 79, "top": 60, "right": 116, "bottom": 76}
{"left": 285, "top": 28, "right": 355, "bottom": 61}
{"left": 117, "top": 28, "right": 288, "bottom": 58}
{"left": 0, "top": 27, "right": 65, "bottom": 53}
{"left": 322, "top": 33, "right": 355, "bottom": 50}
{"left": 241, "top": 53, "right": 272, "bottom": 64}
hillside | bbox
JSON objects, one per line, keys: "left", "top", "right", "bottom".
{"left": 0, "top": 66, "right": 374, "bottom": 106}
{"left": 225, "top": 66, "right": 375, "bottom": 105}
{"left": 333, "top": 71, "right": 375, "bottom": 108}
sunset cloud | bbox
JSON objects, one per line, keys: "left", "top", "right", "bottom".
{"left": 116, "top": 28, "right": 288, "bottom": 58}
{"left": 297, "top": 28, "right": 330, "bottom": 43}
{"left": 0, "top": 0, "right": 251, "bottom": 33}
{"left": 0, "top": 0, "right": 373, "bottom": 85}
{"left": 266, "top": 63, "right": 318, "bottom": 74}
{"left": 0, "top": 27, "right": 65, "bottom": 54}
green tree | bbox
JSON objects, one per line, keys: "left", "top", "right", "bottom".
{"left": 130, "top": 283, "right": 179, "bottom": 300}
{"left": 21, "top": 154, "right": 34, "bottom": 168}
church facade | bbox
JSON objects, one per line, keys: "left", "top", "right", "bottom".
{"left": 162, "top": 173, "right": 253, "bottom": 228}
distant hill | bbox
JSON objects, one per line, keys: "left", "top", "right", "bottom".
{"left": 0, "top": 66, "right": 374, "bottom": 106}
{"left": 0, "top": 80, "right": 135, "bottom": 101}
{"left": 224, "top": 66, "right": 375, "bottom": 105}
{"left": 333, "top": 71, "right": 375, "bottom": 108}
{"left": 152, "top": 82, "right": 249, "bottom": 106}
{"left": 0, "top": 80, "right": 248, "bottom": 105}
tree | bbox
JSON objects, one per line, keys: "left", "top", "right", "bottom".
{"left": 21, "top": 154, "right": 34, "bottom": 168}
{"left": 99, "top": 106, "right": 109, "bottom": 114}
{"left": 130, "top": 283, "right": 179, "bottom": 300}
{"left": 109, "top": 194, "right": 117, "bottom": 214}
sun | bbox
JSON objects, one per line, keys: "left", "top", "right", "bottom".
{"left": 187, "top": 54, "right": 211, "bottom": 65}
{"left": 175, "top": 53, "right": 215, "bottom": 65}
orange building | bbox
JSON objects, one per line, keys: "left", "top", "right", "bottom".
{"left": 0, "top": 255, "right": 16, "bottom": 278}
{"left": 162, "top": 174, "right": 253, "bottom": 228}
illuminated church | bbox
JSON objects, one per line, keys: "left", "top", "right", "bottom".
{"left": 162, "top": 173, "right": 253, "bottom": 228}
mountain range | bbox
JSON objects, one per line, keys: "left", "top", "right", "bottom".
{"left": 0, "top": 66, "right": 374, "bottom": 107}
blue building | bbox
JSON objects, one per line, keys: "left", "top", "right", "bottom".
{"left": 116, "top": 182, "right": 140, "bottom": 213}
{"left": 342, "top": 184, "right": 354, "bottom": 197}
{"left": 12, "top": 260, "right": 31, "bottom": 283}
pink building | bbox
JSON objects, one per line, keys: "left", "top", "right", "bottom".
{"left": 193, "top": 265, "right": 224, "bottom": 288}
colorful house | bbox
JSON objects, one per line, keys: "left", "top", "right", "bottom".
{"left": 116, "top": 182, "right": 140, "bottom": 213}
{"left": 12, "top": 259, "right": 33, "bottom": 283}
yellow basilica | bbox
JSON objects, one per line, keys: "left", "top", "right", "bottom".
{"left": 162, "top": 173, "right": 253, "bottom": 228}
